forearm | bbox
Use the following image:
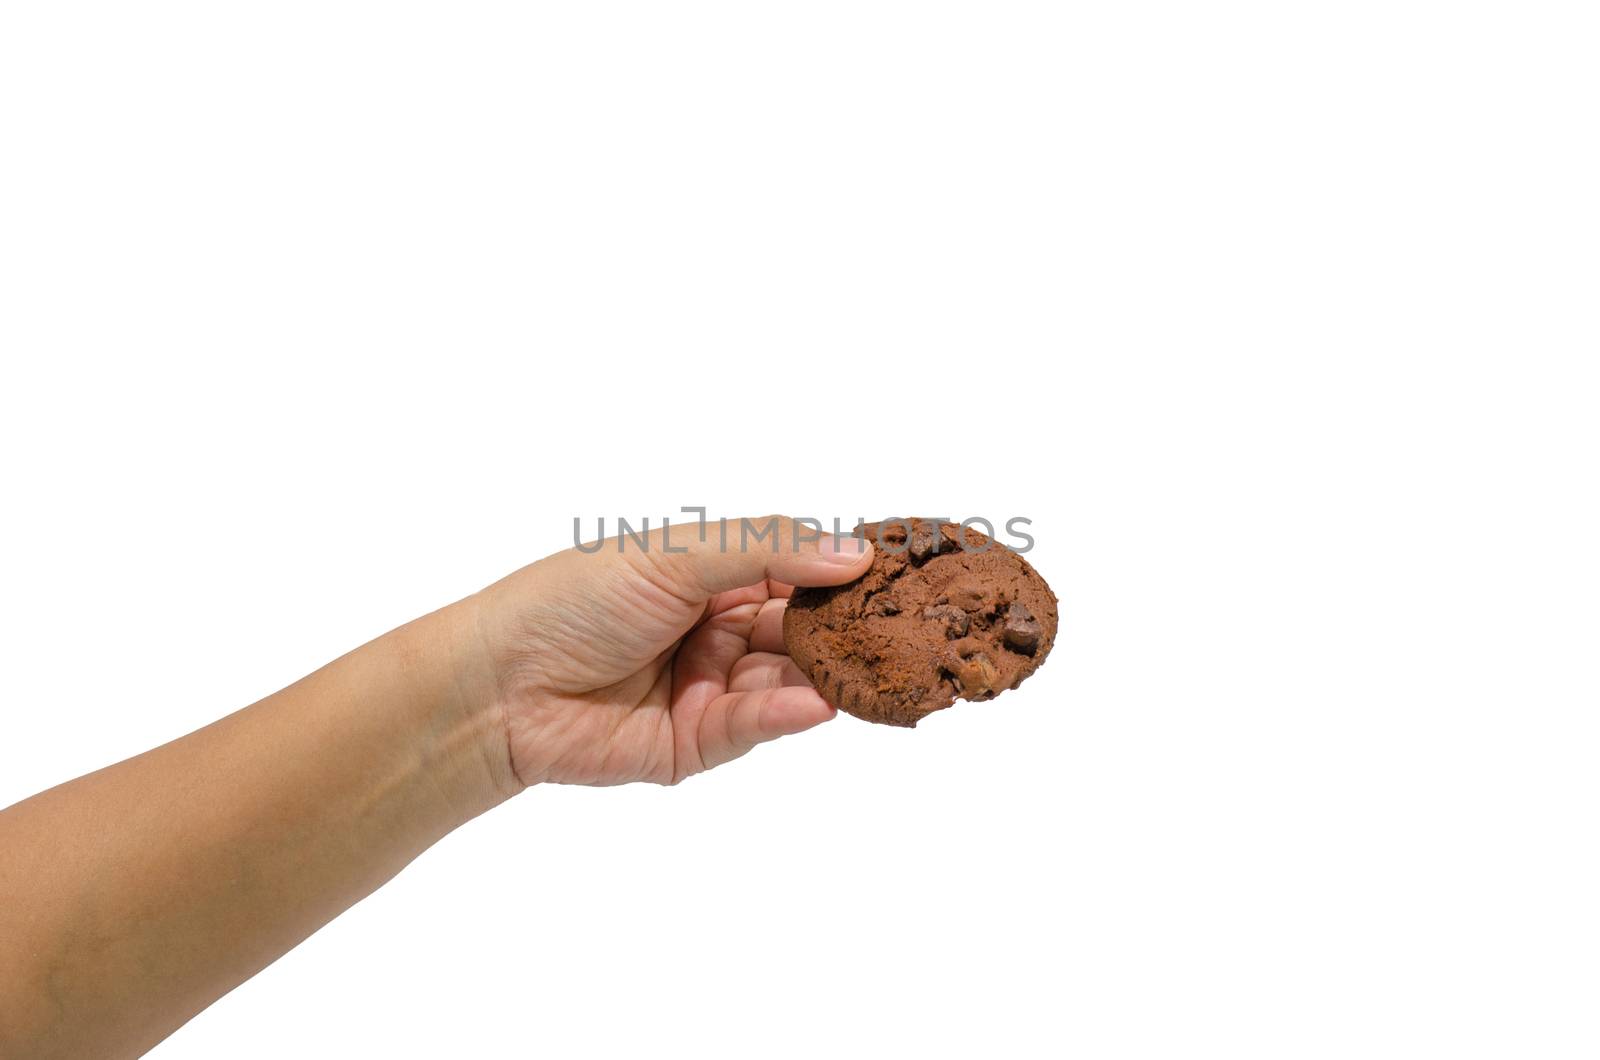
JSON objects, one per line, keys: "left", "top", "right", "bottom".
{"left": 0, "top": 597, "right": 520, "bottom": 1058}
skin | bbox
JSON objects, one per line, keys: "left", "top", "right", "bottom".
{"left": 0, "top": 515, "right": 873, "bottom": 1058}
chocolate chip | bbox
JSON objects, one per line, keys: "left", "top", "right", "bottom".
{"left": 948, "top": 650, "right": 1000, "bottom": 697}
{"left": 921, "top": 604, "right": 970, "bottom": 638}
{"left": 1002, "top": 603, "right": 1042, "bottom": 654}
{"left": 866, "top": 594, "right": 901, "bottom": 616}
{"left": 908, "top": 522, "right": 940, "bottom": 562}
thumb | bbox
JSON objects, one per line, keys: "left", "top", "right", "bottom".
{"left": 639, "top": 514, "right": 873, "bottom": 599}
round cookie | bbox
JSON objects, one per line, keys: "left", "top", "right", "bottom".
{"left": 783, "top": 518, "right": 1058, "bottom": 727}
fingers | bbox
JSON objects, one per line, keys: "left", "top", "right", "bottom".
{"left": 689, "top": 596, "right": 786, "bottom": 654}
{"left": 749, "top": 597, "right": 789, "bottom": 653}
{"left": 707, "top": 578, "right": 796, "bottom": 616}
{"left": 694, "top": 686, "right": 837, "bottom": 774}
{"left": 728, "top": 651, "right": 811, "bottom": 691}
{"left": 642, "top": 515, "right": 873, "bottom": 601}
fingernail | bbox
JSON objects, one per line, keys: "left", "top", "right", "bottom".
{"left": 816, "top": 533, "right": 872, "bottom": 563}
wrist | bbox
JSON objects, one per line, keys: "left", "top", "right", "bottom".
{"left": 387, "top": 596, "right": 526, "bottom": 814}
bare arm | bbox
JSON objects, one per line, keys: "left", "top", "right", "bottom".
{"left": 0, "top": 599, "right": 516, "bottom": 1057}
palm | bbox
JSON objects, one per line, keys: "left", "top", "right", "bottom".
{"left": 489, "top": 549, "right": 830, "bottom": 787}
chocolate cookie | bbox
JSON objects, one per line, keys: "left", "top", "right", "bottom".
{"left": 783, "top": 518, "right": 1058, "bottom": 727}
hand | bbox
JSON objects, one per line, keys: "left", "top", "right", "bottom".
{"left": 0, "top": 514, "right": 870, "bottom": 1056}
{"left": 472, "top": 515, "right": 874, "bottom": 786}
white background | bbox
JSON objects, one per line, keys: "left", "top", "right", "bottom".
{"left": 2, "top": 2, "right": 1596, "bottom": 1057}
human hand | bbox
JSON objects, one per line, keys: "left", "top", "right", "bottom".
{"left": 469, "top": 515, "right": 874, "bottom": 787}
{"left": 0, "top": 514, "right": 868, "bottom": 1056}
